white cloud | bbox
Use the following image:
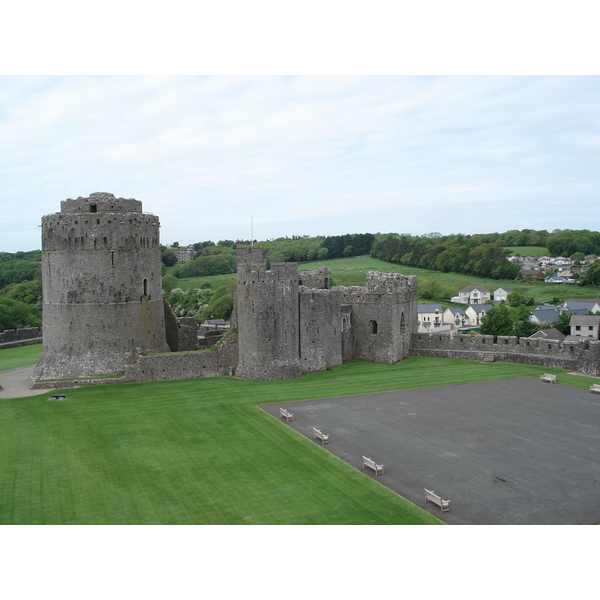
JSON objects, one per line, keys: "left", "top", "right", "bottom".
{"left": 0, "top": 75, "right": 599, "bottom": 251}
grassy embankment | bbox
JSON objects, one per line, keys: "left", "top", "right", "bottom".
{"left": 506, "top": 246, "right": 550, "bottom": 257}
{"left": 0, "top": 344, "right": 43, "bottom": 372}
{"left": 169, "top": 255, "right": 598, "bottom": 309}
{"left": 3, "top": 343, "right": 595, "bottom": 525}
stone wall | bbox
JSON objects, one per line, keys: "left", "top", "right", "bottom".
{"left": 410, "top": 332, "right": 600, "bottom": 376}
{"left": 0, "top": 327, "right": 43, "bottom": 349}
{"left": 299, "top": 288, "right": 344, "bottom": 372}
{"left": 125, "top": 331, "right": 238, "bottom": 382}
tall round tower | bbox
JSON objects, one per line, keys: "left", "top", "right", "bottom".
{"left": 234, "top": 246, "right": 302, "bottom": 380}
{"left": 33, "top": 192, "right": 170, "bottom": 381}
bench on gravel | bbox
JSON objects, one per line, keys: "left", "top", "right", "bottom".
{"left": 313, "top": 427, "right": 330, "bottom": 444}
{"left": 362, "top": 456, "right": 384, "bottom": 475}
{"left": 424, "top": 488, "right": 451, "bottom": 513}
{"left": 590, "top": 384, "right": 600, "bottom": 394}
{"left": 280, "top": 407, "right": 294, "bottom": 421}
{"left": 540, "top": 373, "right": 556, "bottom": 384}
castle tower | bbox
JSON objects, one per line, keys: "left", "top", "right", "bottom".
{"left": 347, "top": 271, "right": 418, "bottom": 364}
{"left": 33, "top": 193, "right": 170, "bottom": 381}
{"left": 234, "top": 247, "right": 302, "bottom": 380}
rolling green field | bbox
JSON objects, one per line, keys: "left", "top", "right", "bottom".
{"left": 0, "top": 344, "right": 43, "bottom": 372}
{"left": 1, "top": 345, "right": 595, "bottom": 525}
{"left": 506, "top": 246, "right": 549, "bottom": 257}
{"left": 299, "top": 256, "right": 598, "bottom": 305}
{"left": 170, "top": 255, "right": 598, "bottom": 307}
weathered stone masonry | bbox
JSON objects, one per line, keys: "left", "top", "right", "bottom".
{"left": 410, "top": 332, "right": 600, "bottom": 376}
{"left": 32, "top": 194, "right": 599, "bottom": 387}
{"left": 0, "top": 327, "right": 42, "bottom": 349}
{"left": 34, "top": 193, "right": 170, "bottom": 380}
{"left": 234, "top": 246, "right": 418, "bottom": 380}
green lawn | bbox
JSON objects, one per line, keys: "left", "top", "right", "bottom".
{"left": 506, "top": 246, "right": 549, "bottom": 257}
{"left": 1, "top": 349, "right": 595, "bottom": 525}
{"left": 167, "top": 255, "right": 598, "bottom": 306}
{"left": 0, "top": 343, "right": 43, "bottom": 372}
{"left": 300, "top": 256, "right": 599, "bottom": 305}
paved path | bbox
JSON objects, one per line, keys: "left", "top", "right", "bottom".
{"left": 260, "top": 377, "right": 600, "bottom": 525}
{"left": 0, "top": 365, "right": 47, "bottom": 399}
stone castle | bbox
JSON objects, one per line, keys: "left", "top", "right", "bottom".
{"left": 32, "top": 193, "right": 418, "bottom": 385}
{"left": 32, "top": 193, "right": 600, "bottom": 388}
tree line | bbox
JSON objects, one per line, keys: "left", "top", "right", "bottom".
{"left": 0, "top": 256, "right": 42, "bottom": 331}
{"left": 371, "top": 234, "right": 520, "bottom": 280}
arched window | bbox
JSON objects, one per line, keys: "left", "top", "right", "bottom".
{"left": 369, "top": 320, "right": 378, "bottom": 334}
{"left": 143, "top": 278, "right": 148, "bottom": 296}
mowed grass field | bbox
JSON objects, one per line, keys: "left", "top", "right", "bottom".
{"left": 2, "top": 345, "right": 596, "bottom": 525}
{"left": 0, "top": 343, "right": 43, "bottom": 372}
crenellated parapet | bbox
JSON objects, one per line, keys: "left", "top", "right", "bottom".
{"left": 33, "top": 193, "right": 169, "bottom": 381}
{"left": 410, "top": 332, "right": 600, "bottom": 376}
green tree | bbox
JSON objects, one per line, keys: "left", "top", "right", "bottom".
{"left": 162, "top": 274, "right": 179, "bottom": 294}
{"left": 510, "top": 305, "right": 536, "bottom": 338}
{"left": 479, "top": 304, "right": 514, "bottom": 339}
{"left": 555, "top": 311, "right": 572, "bottom": 335}
{"left": 580, "top": 261, "right": 600, "bottom": 287}
{"left": 160, "top": 246, "right": 177, "bottom": 267}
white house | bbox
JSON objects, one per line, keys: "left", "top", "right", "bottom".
{"left": 443, "top": 307, "right": 468, "bottom": 328}
{"left": 454, "top": 286, "right": 491, "bottom": 305}
{"left": 417, "top": 304, "right": 445, "bottom": 332}
{"left": 493, "top": 287, "right": 512, "bottom": 302}
{"left": 569, "top": 315, "right": 600, "bottom": 340}
{"left": 464, "top": 304, "right": 493, "bottom": 327}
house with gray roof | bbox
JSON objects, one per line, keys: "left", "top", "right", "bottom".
{"left": 443, "top": 307, "right": 467, "bottom": 328}
{"left": 561, "top": 300, "right": 600, "bottom": 314}
{"left": 530, "top": 307, "right": 561, "bottom": 325}
{"left": 455, "top": 286, "right": 491, "bottom": 305}
{"left": 464, "top": 304, "right": 493, "bottom": 327}
{"left": 417, "top": 304, "right": 444, "bottom": 332}
{"left": 493, "top": 287, "right": 512, "bottom": 303}
{"left": 528, "top": 328, "right": 566, "bottom": 341}
{"left": 568, "top": 315, "right": 600, "bottom": 340}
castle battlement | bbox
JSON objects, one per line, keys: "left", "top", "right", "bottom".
{"left": 61, "top": 192, "right": 143, "bottom": 214}
{"left": 410, "top": 332, "right": 600, "bottom": 376}
{"left": 34, "top": 193, "right": 169, "bottom": 381}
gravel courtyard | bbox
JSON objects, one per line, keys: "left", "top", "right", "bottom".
{"left": 260, "top": 377, "right": 600, "bottom": 525}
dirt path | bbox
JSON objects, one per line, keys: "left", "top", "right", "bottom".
{"left": 0, "top": 365, "right": 47, "bottom": 399}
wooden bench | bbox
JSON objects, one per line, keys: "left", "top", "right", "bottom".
{"left": 424, "top": 488, "right": 451, "bottom": 513}
{"left": 280, "top": 407, "right": 294, "bottom": 421}
{"left": 313, "top": 427, "right": 330, "bottom": 444}
{"left": 362, "top": 456, "right": 384, "bottom": 475}
{"left": 540, "top": 373, "right": 556, "bottom": 384}
{"left": 590, "top": 384, "right": 600, "bottom": 394}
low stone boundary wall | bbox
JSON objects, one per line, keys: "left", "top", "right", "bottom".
{"left": 0, "top": 327, "right": 43, "bottom": 349}
{"left": 124, "top": 331, "right": 238, "bottom": 382}
{"left": 410, "top": 332, "right": 600, "bottom": 376}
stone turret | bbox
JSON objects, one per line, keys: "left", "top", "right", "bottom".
{"left": 234, "top": 247, "right": 302, "bottom": 380}
{"left": 33, "top": 193, "right": 170, "bottom": 381}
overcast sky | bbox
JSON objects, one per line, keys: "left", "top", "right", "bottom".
{"left": 1, "top": 7, "right": 599, "bottom": 254}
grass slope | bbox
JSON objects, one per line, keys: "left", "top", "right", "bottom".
{"left": 2, "top": 350, "right": 596, "bottom": 525}
{"left": 506, "top": 246, "right": 549, "bottom": 257}
{"left": 300, "top": 256, "right": 599, "bottom": 304}
{"left": 169, "top": 255, "right": 598, "bottom": 306}
{"left": 0, "top": 343, "right": 43, "bottom": 372}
